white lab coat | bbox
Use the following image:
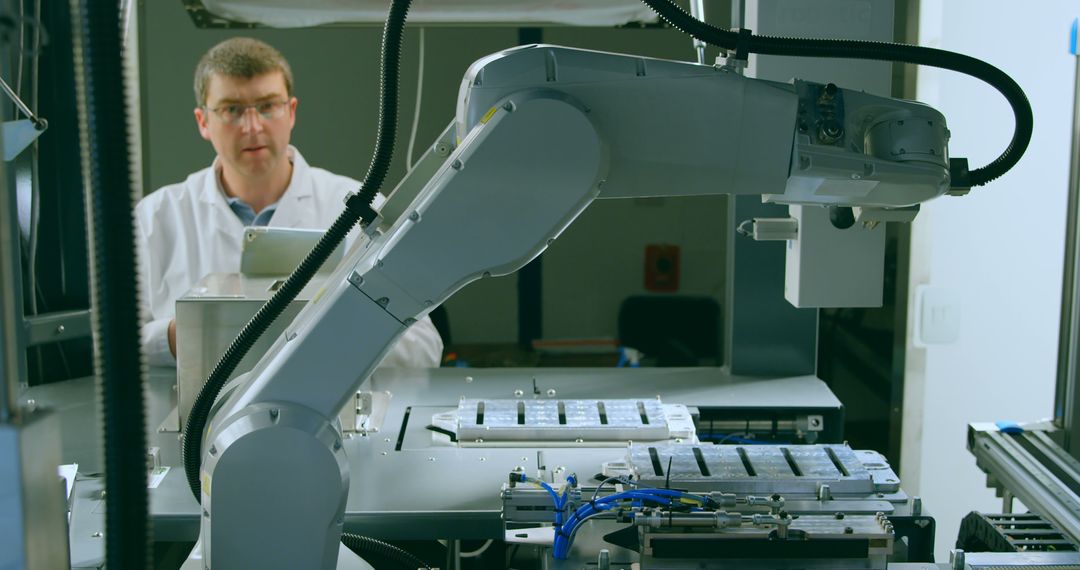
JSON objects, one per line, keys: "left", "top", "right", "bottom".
{"left": 135, "top": 146, "right": 443, "bottom": 368}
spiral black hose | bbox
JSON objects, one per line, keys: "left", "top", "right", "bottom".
{"left": 182, "top": 0, "right": 413, "bottom": 501}
{"left": 341, "top": 534, "right": 433, "bottom": 569}
{"left": 69, "top": 0, "right": 150, "bottom": 567}
{"left": 639, "top": 0, "right": 1032, "bottom": 188}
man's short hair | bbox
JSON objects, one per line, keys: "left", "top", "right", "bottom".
{"left": 194, "top": 37, "right": 294, "bottom": 106}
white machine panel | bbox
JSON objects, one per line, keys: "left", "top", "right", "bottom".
{"left": 784, "top": 204, "right": 886, "bottom": 308}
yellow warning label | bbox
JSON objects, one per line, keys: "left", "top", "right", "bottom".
{"left": 480, "top": 106, "right": 498, "bottom": 124}
{"left": 201, "top": 472, "right": 211, "bottom": 497}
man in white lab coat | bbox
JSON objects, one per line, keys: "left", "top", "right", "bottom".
{"left": 135, "top": 37, "right": 443, "bottom": 368}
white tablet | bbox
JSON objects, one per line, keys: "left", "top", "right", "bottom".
{"left": 240, "top": 227, "right": 345, "bottom": 276}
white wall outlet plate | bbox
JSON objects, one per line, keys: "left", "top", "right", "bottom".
{"left": 913, "top": 285, "right": 961, "bottom": 347}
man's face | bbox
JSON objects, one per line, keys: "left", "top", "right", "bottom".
{"left": 194, "top": 71, "right": 297, "bottom": 181}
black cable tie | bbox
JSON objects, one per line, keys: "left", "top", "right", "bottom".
{"left": 345, "top": 191, "right": 381, "bottom": 226}
{"left": 357, "top": 201, "right": 379, "bottom": 226}
{"left": 734, "top": 27, "right": 753, "bottom": 61}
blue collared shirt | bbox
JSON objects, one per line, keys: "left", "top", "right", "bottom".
{"left": 226, "top": 195, "right": 279, "bottom": 227}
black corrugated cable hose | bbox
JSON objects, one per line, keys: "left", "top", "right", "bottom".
{"left": 69, "top": 0, "right": 150, "bottom": 567}
{"left": 182, "top": 0, "right": 413, "bottom": 501}
{"left": 639, "top": 0, "right": 1033, "bottom": 189}
{"left": 341, "top": 534, "right": 434, "bottom": 569}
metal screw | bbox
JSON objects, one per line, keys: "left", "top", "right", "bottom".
{"left": 835, "top": 512, "right": 844, "bottom": 520}
{"left": 844, "top": 527, "right": 853, "bottom": 534}
{"left": 209, "top": 446, "right": 217, "bottom": 456}
{"left": 408, "top": 211, "right": 420, "bottom": 222}
{"left": 465, "top": 376, "right": 474, "bottom": 383}
{"left": 348, "top": 271, "right": 364, "bottom": 287}
{"left": 333, "top": 440, "right": 342, "bottom": 451}
{"left": 381, "top": 451, "right": 388, "bottom": 456}
{"left": 546, "top": 389, "right": 557, "bottom": 397}
{"left": 428, "top": 457, "right": 436, "bottom": 462}
{"left": 451, "top": 159, "right": 463, "bottom": 170}
{"left": 269, "top": 409, "right": 280, "bottom": 421}
{"left": 384, "top": 438, "right": 391, "bottom": 443}
{"left": 56, "top": 324, "right": 65, "bottom": 335}
{"left": 514, "top": 389, "right": 524, "bottom": 397}
{"left": 91, "top": 532, "right": 103, "bottom": 538}
{"left": 479, "top": 457, "right": 486, "bottom": 462}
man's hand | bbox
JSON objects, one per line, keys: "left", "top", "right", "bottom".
{"left": 168, "top": 318, "right": 177, "bottom": 357}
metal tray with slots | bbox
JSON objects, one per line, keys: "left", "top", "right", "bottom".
{"left": 616, "top": 443, "right": 901, "bottom": 495}
{"left": 455, "top": 398, "right": 674, "bottom": 442}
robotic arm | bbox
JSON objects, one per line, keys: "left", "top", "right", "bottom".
{"left": 196, "top": 45, "right": 954, "bottom": 568}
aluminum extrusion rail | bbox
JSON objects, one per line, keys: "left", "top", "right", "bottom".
{"left": 968, "top": 423, "right": 1080, "bottom": 544}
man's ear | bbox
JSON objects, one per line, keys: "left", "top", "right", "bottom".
{"left": 287, "top": 96, "right": 297, "bottom": 130}
{"left": 194, "top": 107, "right": 212, "bottom": 141}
